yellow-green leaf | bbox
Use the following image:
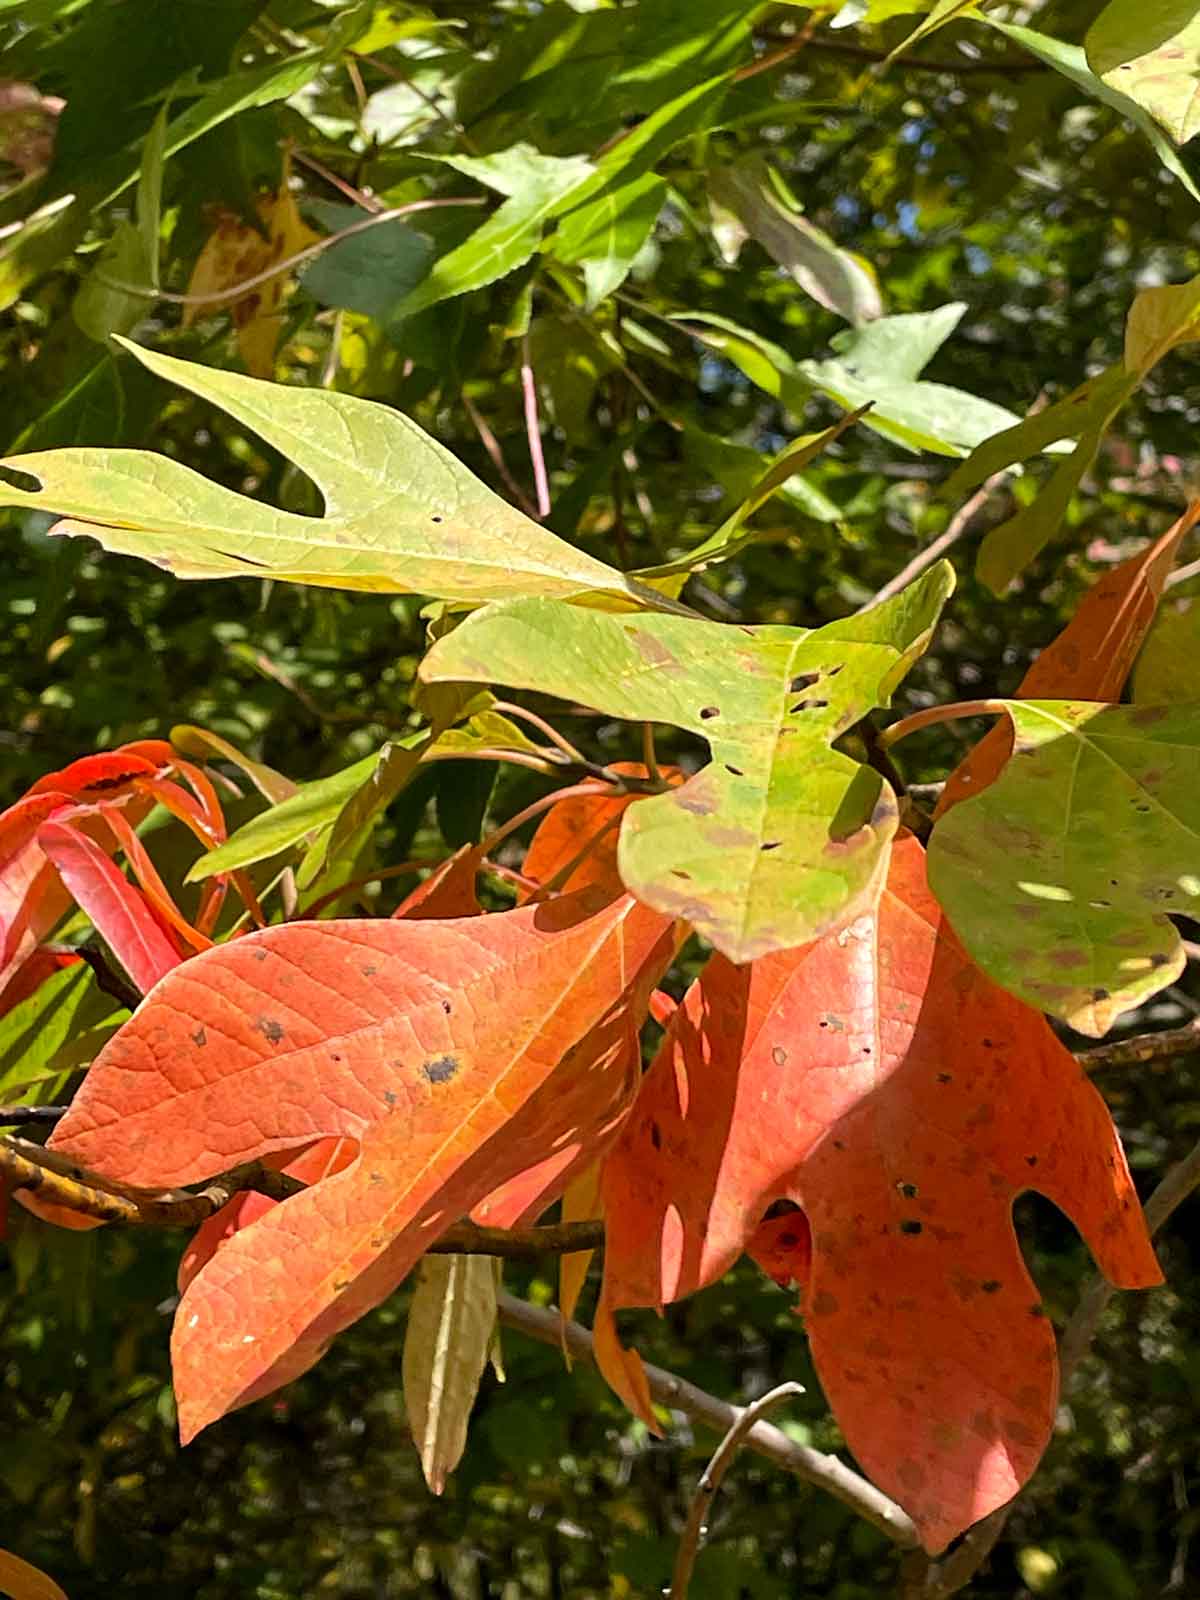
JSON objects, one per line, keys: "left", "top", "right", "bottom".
{"left": 402, "top": 1254, "right": 500, "bottom": 1494}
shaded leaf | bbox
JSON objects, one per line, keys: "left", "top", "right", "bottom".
{"left": 599, "top": 834, "right": 1159, "bottom": 1551}
{"left": 0, "top": 342, "right": 674, "bottom": 610}
{"left": 983, "top": 19, "right": 1200, "bottom": 203}
{"left": 551, "top": 173, "right": 666, "bottom": 310}
{"left": 403, "top": 1253, "right": 500, "bottom": 1494}
{"left": 420, "top": 570, "right": 953, "bottom": 962}
{"left": 300, "top": 201, "right": 434, "bottom": 322}
{"left": 49, "top": 889, "right": 677, "bottom": 1440}
{"left": 1134, "top": 592, "right": 1200, "bottom": 701}
{"left": 707, "top": 158, "right": 882, "bottom": 325}
{"left": 928, "top": 700, "right": 1200, "bottom": 1033}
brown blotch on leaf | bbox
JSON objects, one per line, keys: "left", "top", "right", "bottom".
{"left": 191, "top": 1025, "right": 207, "bottom": 1047}
{"left": 981, "top": 1279, "right": 1002, "bottom": 1294}
{"left": 899, "top": 1219, "right": 923, "bottom": 1236}
{"left": 698, "top": 705, "right": 720, "bottom": 720}
{"left": 422, "top": 1054, "right": 459, "bottom": 1085}
{"left": 252, "top": 948, "right": 268, "bottom": 962}
{"left": 256, "top": 1017, "right": 285, "bottom": 1045}
{"left": 772, "top": 1045, "right": 788, "bottom": 1066}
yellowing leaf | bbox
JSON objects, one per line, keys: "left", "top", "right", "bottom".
{"left": 184, "top": 178, "right": 319, "bottom": 378}
{"left": 1087, "top": 0, "right": 1200, "bottom": 145}
{"left": 403, "top": 1253, "right": 500, "bottom": 1494}
{"left": 0, "top": 343, "right": 675, "bottom": 610}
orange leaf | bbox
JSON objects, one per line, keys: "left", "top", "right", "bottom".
{"left": 0, "top": 1548, "right": 68, "bottom": 1600}
{"left": 598, "top": 833, "right": 1159, "bottom": 1552}
{"left": 49, "top": 890, "right": 677, "bottom": 1441}
{"left": 937, "top": 499, "right": 1200, "bottom": 816}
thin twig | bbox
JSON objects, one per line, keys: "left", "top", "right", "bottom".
{"left": 491, "top": 701, "right": 589, "bottom": 766}
{"left": 461, "top": 391, "right": 543, "bottom": 518}
{"left": 1165, "top": 554, "right": 1200, "bottom": 589}
{"left": 796, "top": 35, "right": 1048, "bottom": 78}
{"left": 670, "top": 1382, "right": 806, "bottom": 1598}
{"left": 860, "top": 473, "right": 1008, "bottom": 612}
{"left": 907, "top": 1133, "right": 1200, "bottom": 1596}
{"left": 290, "top": 148, "right": 384, "bottom": 212}
{"left": 478, "top": 783, "right": 615, "bottom": 861}
{"left": 1076, "top": 1019, "right": 1200, "bottom": 1072}
{"left": 99, "top": 198, "right": 485, "bottom": 307}
{"left": 521, "top": 333, "right": 551, "bottom": 518}
{"left": 0, "top": 1106, "right": 66, "bottom": 1127}
{"left": 878, "top": 700, "right": 1009, "bottom": 752}
{"left": 641, "top": 724, "right": 663, "bottom": 786}
{"left": 495, "top": 1290, "right": 921, "bottom": 1548}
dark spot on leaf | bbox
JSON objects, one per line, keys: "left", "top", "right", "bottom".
{"left": 772, "top": 1046, "right": 787, "bottom": 1066}
{"left": 1092, "top": 987, "right": 1109, "bottom": 1002}
{"left": 778, "top": 1232, "right": 798, "bottom": 1249}
{"left": 761, "top": 841, "right": 782, "bottom": 851}
{"left": 650, "top": 1122, "right": 662, "bottom": 1151}
{"left": 671, "top": 869, "right": 693, "bottom": 880}
{"left": 899, "top": 1220, "right": 923, "bottom": 1236}
{"left": 362, "top": 964, "right": 377, "bottom": 977}
{"left": 790, "top": 698, "right": 829, "bottom": 713}
{"left": 897, "top": 1182, "right": 918, "bottom": 1199}
{"left": 191, "top": 1025, "right": 206, "bottom": 1047}
{"left": 368, "top": 1172, "right": 384, "bottom": 1185}
{"left": 384, "top": 1090, "right": 398, "bottom": 1107}
{"left": 1151, "top": 952, "right": 1170, "bottom": 968}
{"left": 833, "top": 1139, "right": 845, "bottom": 1151}
{"left": 431, "top": 515, "right": 443, "bottom": 523}
{"left": 331, "top": 1053, "right": 342, "bottom": 1063}
{"left": 699, "top": 705, "right": 720, "bottom": 720}
{"left": 862, "top": 1045, "right": 872, "bottom": 1055}
{"left": 1026, "top": 1155, "right": 1038, "bottom": 1167}
{"left": 1030, "top": 1303, "right": 1046, "bottom": 1318}
{"left": 333, "top": 1278, "right": 351, "bottom": 1293}
{"left": 1131, "top": 704, "right": 1168, "bottom": 726}
{"left": 981, "top": 1280, "right": 1001, "bottom": 1294}
{"left": 441, "top": 1000, "right": 452, "bottom": 1014}
{"left": 253, "top": 949, "right": 268, "bottom": 962}
{"left": 790, "top": 672, "right": 820, "bottom": 692}
{"left": 725, "top": 764, "right": 744, "bottom": 776}
{"left": 937, "top": 1072, "right": 952, "bottom": 1084}
{"left": 256, "top": 1017, "right": 285, "bottom": 1045}
{"left": 422, "top": 1054, "right": 459, "bottom": 1085}
{"left": 982, "top": 1038, "right": 994, "bottom": 1049}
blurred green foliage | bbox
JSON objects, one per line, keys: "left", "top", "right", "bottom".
{"left": 2, "top": 0, "right": 1200, "bottom": 1594}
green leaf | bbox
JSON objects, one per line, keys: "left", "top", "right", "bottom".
{"left": 0, "top": 341, "right": 674, "bottom": 611}
{"left": 551, "top": 173, "right": 667, "bottom": 310}
{"left": 678, "top": 426, "right": 843, "bottom": 524}
{"left": 927, "top": 700, "right": 1200, "bottom": 1035}
{"left": 71, "top": 221, "right": 150, "bottom": 344}
{"left": 300, "top": 201, "right": 434, "bottom": 323}
{"left": 396, "top": 147, "right": 595, "bottom": 316}
{"left": 634, "top": 410, "right": 865, "bottom": 597}
{"left": 1086, "top": 0, "right": 1200, "bottom": 145}
{"left": 186, "top": 752, "right": 382, "bottom": 881}
{"left": 323, "top": 733, "right": 429, "bottom": 870}
{"left": 1133, "top": 595, "right": 1200, "bottom": 701}
{"left": 402, "top": 1254, "right": 501, "bottom": 1494}
{"left": 983, "top": 19, "right": 1200, "bottom": 204}
{"left": 0, "top": 963, "right": 118, "bottom": 1094}
{"left": 943, "top": 365, "right": 1137, "bottom": 592}
{"left": 707, "top": 159, "right": 882, "bottom": 325}
{"left": 1124, "top": 271, "right": 1200, "bottom": 372}
{"left": 419, "top": 565, "right": 954, "bottom": 962}
{"left": 136, "top": 100, "right": 168, "bottom": 291}
{"left": 169, "top": 726, "right": 298, "bottom": 807}
{"left": 681, "top": 309, "right": 1019, "bottom": 457}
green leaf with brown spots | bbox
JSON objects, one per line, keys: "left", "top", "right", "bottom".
{"left": 927, "top": 700, "right": 1200, "bottom": 1035}
{"left": 419, "top": 565, "right": 954, "bottom": 963}
{"left": 1133, "top": 594, "right": 1200, "bottom": 703}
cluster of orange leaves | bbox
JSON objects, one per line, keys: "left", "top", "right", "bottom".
{"left": 0, "top": 512, "right": 1192, "bottom": 1552}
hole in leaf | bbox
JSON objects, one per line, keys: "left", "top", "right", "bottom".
{"left": 699, "top": 706, "right": 720, "bottom": 720}
{"left": 0, "top": 464, "right": 42, "bottom": 493}
{"left": 789, "top": 672, "right": 821, "bottom": 692}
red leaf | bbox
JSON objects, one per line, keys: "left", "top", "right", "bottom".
{"left": 937, "top": 500, "right": 1200, "bottom": 816}
{"left": 598, "top": 833, "right": 1159, "bottom": 1552}
{"left": 37, "top": 822, "right": 184, "bottom": 995}
{"left": 0, "top": 945, "right": 80, "bottom": 1018}
{"left": 49, "top": 890, "right": 677, "bottom": 1441}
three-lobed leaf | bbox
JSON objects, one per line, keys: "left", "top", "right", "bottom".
{"left": 420, "top": 566, "right": 953, "bottom": 962}
{"left": 0, "top": 342, "right": 674, "bottom": 611}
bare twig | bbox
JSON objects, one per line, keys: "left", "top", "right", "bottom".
{"left": 670, "top": 1382, "right": 806, "bottom": 1598}
{"left": 860, "top": 473, "right": 1008, "bottom": 612}
{"left": 797, "top": 36, "right": 1048, "bottom": 78}
{"left": 878, "top": 700, "right": 1008, "bottom": 752}
{"left": 429, "top": 1219, "right": 605, "bottom": 1257}
{"left": 1165, "top": 554, "right": 1200, "bottom": 590}
{"left": 1076, "top": 1019, "right": 1200, "bottom": 1072}
{"left": 907, "top": 1133, "right": 1200, "bottom": 1596}
{"left": 495, "top": 1290, "right": 920, "bottom": 1546}
{"left": 521, "top": 333, "right": 551, "bottom": 518}
{"left": 461, "top": 391, "right": 543, "bottom": 519}
{"left": 290, "top": 148, "right": 384, "bottom": 212}
{"left": 99, "top": 197, "right": 485, "bottom": 307}
{"left": 0, "top": 1106, "right": 66, "bottom": 1127}
{"left": 491, "top": 701, "right": 589, "bottom": 766}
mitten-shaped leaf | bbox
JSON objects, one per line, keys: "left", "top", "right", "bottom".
{"left": 420, "top": 566, "right": 953, "bottom": 961}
